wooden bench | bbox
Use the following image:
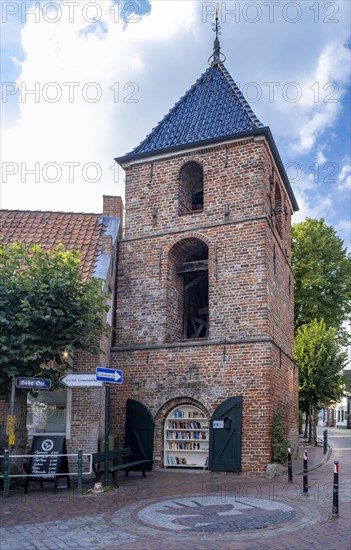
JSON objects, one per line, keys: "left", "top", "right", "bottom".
{"left": 92, "top": 447, "right": 150, "bottom": 487}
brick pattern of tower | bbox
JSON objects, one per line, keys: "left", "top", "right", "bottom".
{"left": 110, "top": 36, "right": 299, "bottom": 473}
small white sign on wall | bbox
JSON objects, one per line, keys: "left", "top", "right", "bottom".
{"left": 213, "top": 420, "right": 224, "bottom": 429}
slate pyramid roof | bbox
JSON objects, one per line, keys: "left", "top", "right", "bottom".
{"left": 119, "top": 62, "right": 264, "bottom": 161}
{"left": 116, "top": 55, "right": 299, "bottom": 211}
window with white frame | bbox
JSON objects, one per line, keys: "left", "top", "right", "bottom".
{"left": 27, "top": 388, "right": 72, "bottom": 438}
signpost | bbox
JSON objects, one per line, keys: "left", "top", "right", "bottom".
{"left": 8, "top": 377, "right": 51, "bottom": 447}
{"left": 96, "top": 367, "right": 123, "bottom": 486}
{"left": 59, "top": 373, "right": 103, "bottom": 388}
{"left": 96, "top": 367, "right": 123, "bottom": 384}
{"left": 16, "top": 377, "right": 51, "bottom": 389}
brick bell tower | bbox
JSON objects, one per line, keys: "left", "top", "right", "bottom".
{"left": 110, "top": 17, "right": 299, "bottom": 473}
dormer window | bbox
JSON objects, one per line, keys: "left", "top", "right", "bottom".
{"left": 179, "top": 161, "right": 204, "bottom": 214}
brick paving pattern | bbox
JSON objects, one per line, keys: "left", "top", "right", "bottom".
{"left": 1, "top": 430, "right": 350, "bottom": 549}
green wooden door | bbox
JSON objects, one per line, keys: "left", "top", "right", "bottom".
{"left": 209, "top": 396, "right": 242, "bottom": 472}
{"left": 125, "top": 399, "right": 154, "bottom": 469}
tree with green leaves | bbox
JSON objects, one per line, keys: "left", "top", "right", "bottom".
{"left": 292, "top": 218, "right": 351, "bottom": 336}
{"left": 0, "top": 241, "right": 109, "bottom": 456}
{"left": 295, "top": 319, "right": 347, "bottom": 445}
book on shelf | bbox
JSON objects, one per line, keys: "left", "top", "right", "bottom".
{"left": 168, "top": 456, "right": 188, "bottom": 465}
{"left": 172, "top": 409, "right": 205, "bottom": 419}
{"left": 169, "top": 420, "right": 205, "bottom": 430}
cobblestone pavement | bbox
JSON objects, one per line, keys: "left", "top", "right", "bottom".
{"left": 1, "top": 428, "right": 350, "bottom": 550}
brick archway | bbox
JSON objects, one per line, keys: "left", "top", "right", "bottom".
{"left": 164, "top": 231, "right": 213, "bottom": 257}
{"left": 155, "top": 396, "right": 210, "bottom": 424}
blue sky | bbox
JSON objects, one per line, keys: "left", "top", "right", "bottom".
{"left": 1, "top": 0, "right": 350, "bottom": 249}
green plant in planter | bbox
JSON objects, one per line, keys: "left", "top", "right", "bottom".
{"left": 272, "top": 405, "right": 289, "bottom": 464}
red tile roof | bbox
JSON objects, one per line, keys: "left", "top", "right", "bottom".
{"left": 0, "top": 210, "right": 105, "bottom": 281}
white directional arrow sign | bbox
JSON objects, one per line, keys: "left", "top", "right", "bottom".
{"left": 59, "top": 373, "right": 103, "bottom": 388}
{"left": 96, "top": 367, "right": 123, "bottom": 384}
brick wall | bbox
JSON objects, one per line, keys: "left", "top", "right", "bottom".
{"left": 67, "top": 350, "right": 108, "bottom": 455}
{"left": 103, "top": 195, "right": 124, "bottom": 224}
{"left": 111, "top": 136, "right": 298, "bottom": 473}
{"left": 123, "top": 139, "right": 265, "bottom": 239}
{"left": 65, "top": 220, "right": 120, "bottom": 455}
{"left": 110, "top": 341, "right": 298, "bottom": 472}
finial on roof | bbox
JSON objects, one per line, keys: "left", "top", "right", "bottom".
{"left": 208, "top": 4, "right": 226, "bottom": 66}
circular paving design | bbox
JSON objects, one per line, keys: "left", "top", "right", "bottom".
{"left": 137, "top": 496, "right": 295, "bottom": 532}
{"left": 112, "top": 494, "right": 321, "bottom": 542}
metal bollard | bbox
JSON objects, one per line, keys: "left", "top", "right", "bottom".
{"left": 287, "top": 446, "right": 293, "bottom": 483}
{"left": 332, "top": 461, "right": 339, "bottom": 517}
{"left": 303, "top": 451, "right": 308, "bottom": 495}
{"left": 2, "top": 449, "right": 10, "bottom": 498}
{"left": 77, "top": 449, "right": 83, "bottom": 495}
{"left": 323, "top": 429, "right": 328, "bottom": 454}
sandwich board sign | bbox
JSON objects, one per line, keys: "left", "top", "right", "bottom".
{"left": 24, "top": 436, "right": 70, "bottom": 494}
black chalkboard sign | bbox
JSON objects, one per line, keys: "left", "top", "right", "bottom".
{"left": 24, "top": 436, "right": 70, "bottom": 494}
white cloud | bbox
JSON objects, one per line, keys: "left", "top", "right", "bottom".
{"left": 292, "top": 166, "right": 350, "bottom": 248}
{"left": 293, "top": 190, "right": 333, "bottom": 224}
{"left": 335, "top": 219, "right": 351, "bottom": 251}
{"left": 290, "top": 164, "right": 336, "bottom": 224}
{"left": 316, "top": 149, "right": 327, "bottom": 165}
{"left": 336, "top": 218, "right": 351, "bottom": 234}
{"left": 336, "top": 158, "right": 351, "bottom": 192}
{"left": 1, "top": 0, "right": 198, "bottom": 212}
{"left": 0, "top": 0, "right": 350, "bottom": 225}
{"left": 287, "top": 42, "right": 350, "bottom": 155}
